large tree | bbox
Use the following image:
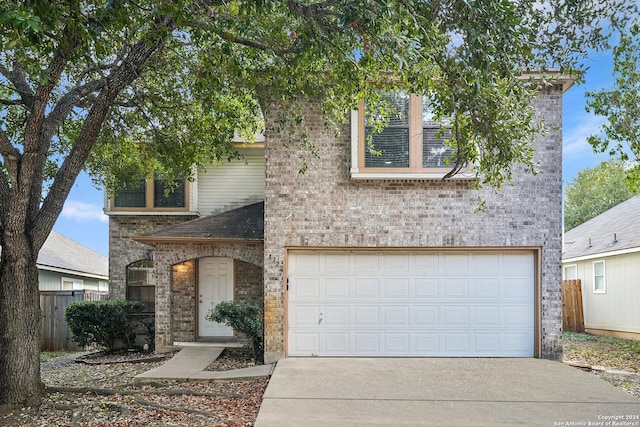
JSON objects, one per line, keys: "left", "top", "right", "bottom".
{"left": 0, "top": 0, "right": 634, "bottom": 404}
{"left": 587, "top": 18, "right": 640, "bottom": 189}
{"left": 564, "top": 160, "right": 637, "bottom": 231}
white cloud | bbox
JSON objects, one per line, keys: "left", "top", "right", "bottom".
{"left": 563, "top": 112, "right": 607, "bottom": 157}
{"left": 61, "top": 200, "right": 108, "bottom": 223}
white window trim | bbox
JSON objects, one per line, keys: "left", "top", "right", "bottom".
{"left": 592, "top": 260, "right": 606, "bottom": 294}
{"left": 563, "top": 264, "right": 577, "bottom": 281}
{"left": 62, "top": 277, "right": 84, "bottom": 291}
{"left": 350, "top": 105, "right": 476, "bottom": 180}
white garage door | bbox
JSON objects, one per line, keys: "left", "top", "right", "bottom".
{"left": 287, "top": 250, "right": 535, "bottom": 357}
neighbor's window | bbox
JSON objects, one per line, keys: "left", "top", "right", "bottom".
{"left": 563, "top": 264, "right": 577, "bottom": 281}
{"left": 127, "top": 259, "right": 155, "bottom": 312}
{"left": 351, "top": 89, "right": 469, "bottom": 178}
{"left": 62, "top": 277, "right": 84, "bottom": 291}
{"left": 593, "top": 260, "right": 606, "bottom": 294}
{"left": 114, "top": 174, "right": 187, "bottom": 210}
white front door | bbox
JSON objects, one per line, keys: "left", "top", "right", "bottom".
{"left": 198, "top": 257, "right": 234, "bottom": 337}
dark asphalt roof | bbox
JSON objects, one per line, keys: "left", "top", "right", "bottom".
{"left": 136, "top": 201, "right": 264, "bottom": 242}
{"left": 563, "top": 194, "right": 640, "bottom": 260}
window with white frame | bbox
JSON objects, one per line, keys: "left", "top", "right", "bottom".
{"left": 593, "top": 260, "right": 606, "bottom": 293}
{"left": 62, "top": 277, "right": 84, "bottom": 290}
{"left": 351, "top": 89, "right": 472, "bottom": 179}
{"left": 563, "top": 264, "right": 577, "bottom": 280}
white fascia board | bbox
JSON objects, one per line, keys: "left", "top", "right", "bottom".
{"left": 562, "top": 246, "right": 640, "bottom": 263}
{"left": 37, "top": 264, "right": 109, "bottom": 281}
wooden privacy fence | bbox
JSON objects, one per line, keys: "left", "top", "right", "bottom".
{"left": 562, "top": 279, "right": 584, "bottom": 333}
{"left": 40, "top": 290, "right": 109, "bottom": 351}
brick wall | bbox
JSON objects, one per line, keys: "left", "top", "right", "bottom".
{"left": 109, "top": 213, "right": 264, "bottom": 349}
{"left": 109, "top": 215, "right": 195, "bottom": 300}
{"left": 263, "top": 86, "right": 564, "bottom": 362}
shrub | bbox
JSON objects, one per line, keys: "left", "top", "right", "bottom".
{"left": 206, "top": 300, "right": 264, "bottom": 364}
{"left": 64, "top": 300, "right": 151, "bottom": 352}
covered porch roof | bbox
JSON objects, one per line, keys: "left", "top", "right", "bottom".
{"left": 133, "top": 201, "right": 264, "bottom": 245}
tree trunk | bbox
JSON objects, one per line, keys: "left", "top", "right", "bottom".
{"left": 0, "top": 239, "right": 44, "bottom": 404}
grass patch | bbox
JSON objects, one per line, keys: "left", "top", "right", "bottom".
{"left": 40, "top": 351, "right": 72, "bottom": 361}
{"left": 563, "top": 332, "right": 640, "bottom": 372}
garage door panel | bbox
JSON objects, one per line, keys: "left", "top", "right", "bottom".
{"left": 288, "top": 250, "right": 534, "bottom": 357}
{"left": 382, "top": 278, "right": 410, "bottom": 298}
{"left": 502, "top": 332, "right": 534, "bottom": 355}
{"left": 503, "top": 278, "right": 534, "bottom": 299}
{"left": 470, "top": 253, "right": 501, "bottom": 275}
{"left": 414, "top": 278, "right": 439, "bottom": 298}
{"left": 383, "top": 333, "right": 411, "bottom": 354}
{"left": 383, "top": 306, "right": 410, "bottom": 326}
{"left": 353, "top": 306, "right": 380, "bottom": 327}
{"left": 290, "top": 253, "right": 321, "bottom": 273}
{"left": 441, "top": 253, "right": 470, "bottom": 274}
{"left": 324, "top": 253, "right": 350, "bottom": 272}
{"left": 442, "top": 333, "right": 470, "bottom": 353}
{"left": 324, "top": 279, "right": 349, "bottom": 299}
{"left": 353, "top": 253, "right": 379, "bottom": 272}
{"left": 290, "top": 305, "right": 321, "bottom": 326}
{"left": 442, "top": 305, "right": 469, "bottom": 326}
{"left": 442, "top": 278, "right": 470, "bottom": 299}
{"left": 472, "top": 278, "right": 501, "bottom": 299}
{"left": 414, "top": 306, "right": 439, "bottom": 326}
{"left": 473, "top": 333, "right": 501, "bottom": 353}
{"left": 382, "top": 253, "right": 410, "bottom": 272}
{"left": 502, "top": 305, "right": 534, "bottom": 326}
{"left": 323, "top": 333, "right": 350, "bottom": 355}
{"left": 414, "top": 333, "right": 440, "bottom": 353}
{"left": 353, "top": 333, "right": 380, "bottom": 354}
{"left": 471, "top": 305, "right": 501, "bottom": 326}
{"left": 291, "top": 278, "right": 321, "bottom": 300}
{"left": 323, "top": 305, "right": 350, "bottom": 327}
{"left": 413, "top": 253, "right": 439, "bottom": 273}
{"left": 353, "top": 278, "right": 380, "bottom": 298}
{"left": 289, "top": 332, "right": 320, "bottom": 355}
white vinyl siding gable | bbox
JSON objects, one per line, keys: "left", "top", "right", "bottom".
{"left": 196, "top": 147, "right": 265, "bottom": 216}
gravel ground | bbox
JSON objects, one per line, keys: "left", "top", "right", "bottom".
{"left": 1, "top": 349, "right": 268, "bottom": 427}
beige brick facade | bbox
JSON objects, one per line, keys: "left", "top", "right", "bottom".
{"left": 109, "top": 86, "right": 565, "bottom": 360}
{"left": 263, "top": 87, "right": 564, "bottom": 362}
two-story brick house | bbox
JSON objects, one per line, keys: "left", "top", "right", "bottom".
{"left": 107, "top": 75, "right": 572, "bottom": 363}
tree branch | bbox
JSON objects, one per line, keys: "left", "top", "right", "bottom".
{"left": 33, "top": 15, "right": 175, "bottom": 250}
{"left": 0, "top": 62, "right": 35, "bottom": 109}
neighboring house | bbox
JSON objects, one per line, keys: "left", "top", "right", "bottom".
{"left": 37, "top": 230, "right": 109, "bottom": 291}
{"left": 107, "top": 73, "right": 573, "bottom": 362}
{"left": 562, "top": 194, "right": 640, "bottom": 340}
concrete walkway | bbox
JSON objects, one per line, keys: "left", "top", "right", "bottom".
{"left": 134, "top": 345, "right": 274, "bottom": 382}
{"left": 255, "top": 358, "right": 640, "bottom": 426}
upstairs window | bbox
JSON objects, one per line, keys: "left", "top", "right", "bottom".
{"left": 113, "top": 174, "right": 187, "bottom": 210}
{"left": 351, "top": 90, "right": 471, "bottom": 179}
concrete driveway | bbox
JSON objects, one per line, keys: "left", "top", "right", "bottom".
{"left": 255, "top": 358, "right": 640, "bottom": 426}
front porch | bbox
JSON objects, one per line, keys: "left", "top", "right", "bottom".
{"left": 132, "top": 202, "right": 265, "bottom": 351}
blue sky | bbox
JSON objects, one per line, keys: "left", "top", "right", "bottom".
{"left": 52, "top": 52, "right": 617, "bottom": 258}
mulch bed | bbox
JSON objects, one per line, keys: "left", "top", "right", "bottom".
{"left": 1, "top": 348, "right": 269, "bottom": 426}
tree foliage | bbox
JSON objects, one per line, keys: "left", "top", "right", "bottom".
{"left": 0, "top": 0, "right": 636, "bottom": 404}
{"left": 564, "top": 160, "right": 637, "bottom": 231}
{"left": 586, "top": 19, "right": 640, "bottom": 190}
